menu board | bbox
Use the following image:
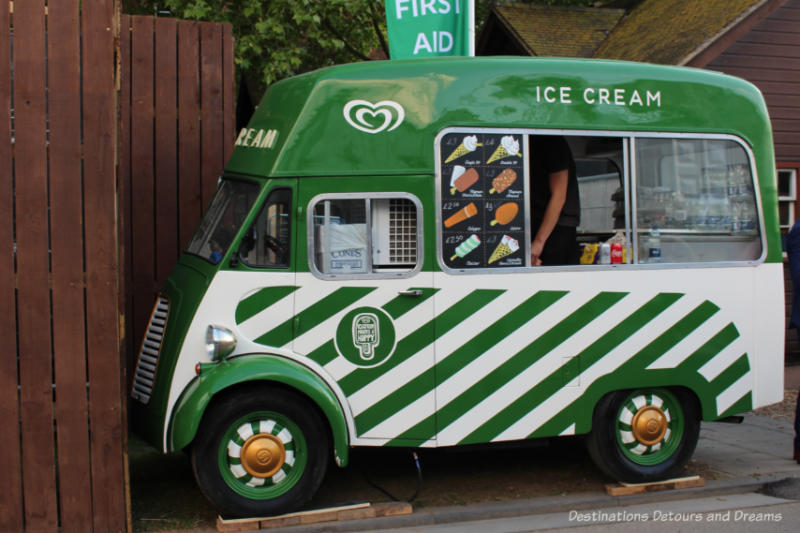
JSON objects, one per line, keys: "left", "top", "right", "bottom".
{"left": 439, "top": 132, "right": 527, "bottom": 269}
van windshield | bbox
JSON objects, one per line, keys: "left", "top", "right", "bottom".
{"left": 185, "top": 179, "right": 260, "bottom": 264}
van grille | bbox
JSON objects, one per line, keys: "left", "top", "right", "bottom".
{"left": 131, "top": 296, "right": 169, "bottom": 404}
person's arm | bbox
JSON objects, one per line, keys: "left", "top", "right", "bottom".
{"left": 531, "top": 169, "right": 568, "bottom": 266}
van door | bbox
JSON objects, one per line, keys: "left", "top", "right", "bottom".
{"left": 294, "top": 176, "right": 436, "bottom": 444}
{"left": 229, "top": 179, "right": 298, "bottom": 360}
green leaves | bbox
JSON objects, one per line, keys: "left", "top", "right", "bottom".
{"left": 125, "top": 0, "right": 387, "bottom": 96}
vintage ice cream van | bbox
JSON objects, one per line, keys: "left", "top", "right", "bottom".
{"left": 130, "top": 57, "right": 784, "bottom": 517}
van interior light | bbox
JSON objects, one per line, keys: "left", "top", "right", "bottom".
{"left": 205, "top": 325, "right": 237, "bottom": 361}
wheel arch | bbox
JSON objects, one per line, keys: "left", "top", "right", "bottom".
{"left": 168, "top": 353, "right": 350, "bottom": 467}
{"left": 572, "top": 373, "right": 716, "bottom": 436}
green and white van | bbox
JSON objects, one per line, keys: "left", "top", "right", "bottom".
{"left": 130, "top": 57, "right": 784, "bottom": 517}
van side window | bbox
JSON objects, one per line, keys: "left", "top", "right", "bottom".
{"left": 635, "top": 138, "right": 761, "bottom": 262}
{"left": 310, "top": 195, "right": 421, "bottom": 278}
{"left": 239, "top": 188, "right": 292, "bottom": 268}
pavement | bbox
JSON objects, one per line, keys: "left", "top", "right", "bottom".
{"left": 187, "top": 367, "right": 800, "bottom": 532}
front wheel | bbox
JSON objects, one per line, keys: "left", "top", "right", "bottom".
{"left": 586, "top": 387, "right": 699, "bottom": 482}
{"left": 191, "top": 386, "right": 329, "bottom": 517}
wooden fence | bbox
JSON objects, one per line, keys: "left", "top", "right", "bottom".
{"left": 118, "top": 15, "right": 235, "bottom": 376}
{"left": 0, "top": 1, "right": 125, "bottom": 532}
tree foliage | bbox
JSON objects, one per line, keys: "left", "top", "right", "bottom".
{"left": 124, "top": 1, "right": 389, "bottom": 96}
{"left": 122, "top": 1, "right": 604, "bottom": 96}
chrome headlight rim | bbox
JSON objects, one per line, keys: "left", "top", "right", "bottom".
{"left": 205, "top": 324, "right": 237, "bottom": 361}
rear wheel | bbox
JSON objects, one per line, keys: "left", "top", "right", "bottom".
{"left": 191, "top": 386, "right": 329, "bottom": 517}
{"left": 586, "top": 387, "right": 699, "bottom": 482}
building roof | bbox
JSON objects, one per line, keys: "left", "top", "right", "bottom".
{"left": 491, "top": 2, "right": 626, "bottom": 57}
{"left": 480, "top": 0, "right": 779, "bottom": 65}
{"left": 593, "top": 0, "right": 767, "bottom": 64}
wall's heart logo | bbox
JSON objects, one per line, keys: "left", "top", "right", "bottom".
{"left": 343, "top": 100, "right": 405, "bottom": 134}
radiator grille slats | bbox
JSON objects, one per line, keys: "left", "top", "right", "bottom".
{"left": 131, "top": 296, "right": 169, "bottom": 404}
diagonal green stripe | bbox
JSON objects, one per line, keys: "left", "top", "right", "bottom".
{"left": 354, "top": 290, "right": 568, "bottom": 434}
{"left": 718, "top": 390, "right": 752, "bottom": 418}
{"left": 338, "top": 289, "right": 506, "bottom": 398}
{"left": 382, "top": 288, "right": 439, "bottom": 320}
{"left": 679, "top": 323, "right": 740, "bottom": 375}
{"left": 235, "top": 286, "right": 299, "bottom": 324}
{"left": 306, "top": 340, "right": 338, "bottom": 367}
{"left": 465, "top": 292, "right": 687, "bottom": 444}
{"left": 388, "top": 291, "right": 629, "bottom": 447}
{"left": 254, "top": 287, "right": 376, "bottom": 347}
{"left": 709, "top": 353, "right": 750, "bottom": 397}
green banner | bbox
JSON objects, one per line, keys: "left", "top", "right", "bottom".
{"left": 385, "top": 1, "right": 473, "bottom": 59}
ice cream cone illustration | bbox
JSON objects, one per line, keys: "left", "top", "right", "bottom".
{"left": 450, "top": 167, "right": 479, "bottom": 194}
{"left": 490, "top": 203, "right": 519, "bottom": 226}
{"left": 487, "top": 136, "right": 521, "bottom": 164}
{"left": 450, "top": 234, "right": 481, "bottom": 261}
{"left": 490, "top": 168, "right": 517, "bottom": 194}
{"left": 445, "top": 135, "right": 482, "bottom": 164}
{"left": 444, "top": 202, "right": 478, "bottom": 228}
{"left": 488, "top": 235, "right": 520, "bottom": 264}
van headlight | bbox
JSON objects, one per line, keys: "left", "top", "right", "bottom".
{"left": 205, "top": 325, "right": 237, "bottom": 361}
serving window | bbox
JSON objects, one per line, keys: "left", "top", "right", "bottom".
{"left": 436, "top": 128, "right": 764, "bottom": 271}
{"left": 309, "top": 193, "right": 422, "bottom": 279}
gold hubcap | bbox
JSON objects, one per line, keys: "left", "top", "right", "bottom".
{"left": 631, "top": 406, "right": 668, "bottom": 446}
{"left": 240, "top": 433, "right": 286, "bottom": 478}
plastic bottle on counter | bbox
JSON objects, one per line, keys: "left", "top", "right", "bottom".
{"left": 645, "top": 226, "right": 661, "bottom": 263}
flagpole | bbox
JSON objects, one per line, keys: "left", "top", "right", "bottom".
{"left": 469, "top": 0, "right": 475, "bottom": 56}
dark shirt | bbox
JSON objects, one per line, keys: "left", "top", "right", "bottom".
{"left": 788, "top": 219, "right": 800, "bottom": 330}
{"left": 529, "top": 136, "right": 580, "bottom": 228}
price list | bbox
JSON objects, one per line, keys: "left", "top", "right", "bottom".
{"left": 439, "top": 132, "right": 527, "bottom": 269}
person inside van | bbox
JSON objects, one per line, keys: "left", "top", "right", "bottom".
{"left": 529, "top": 135, "right": 580, "bottom": 266}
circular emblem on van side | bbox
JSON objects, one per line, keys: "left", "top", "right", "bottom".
{"left": 334, "top": 307, "right": 396, "bottom": 367}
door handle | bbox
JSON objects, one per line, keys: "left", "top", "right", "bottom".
{"left": 398, "top": 289, "right": 423, "bottom": 297}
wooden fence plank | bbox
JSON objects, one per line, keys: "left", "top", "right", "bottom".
{"left": 178, "top": 20, "right": 202, "bottom": 248}
{"left": 0, "top": 2, "right": 22, "bottom": 530}
{"left": 14, "top": 1, "right": 59, "bottom": 530}
{"left": 155, "top": 17, "right": 179, "bottom": 286}
{"left": 82, "top": 1, "right": 126, "bottom": 531}
{"left": 120, "top": 14, "right": 136, "bottom": 374}
{"left": 223, "top": 23, "right": 236, "bottom": 164}
{"left": 200, "top": 22, "right": 224, "bottom": 209}
{"left": 48, "top": 1, "right": 93, "bottom": 530}
{"left": 130, "top": 15, "right": 157, "bottom": 353}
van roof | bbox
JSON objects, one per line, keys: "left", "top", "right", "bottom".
{"left": 225, "top": 57, "right": 771, "bottom": 179}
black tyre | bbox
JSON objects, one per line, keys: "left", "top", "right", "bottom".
{"left": 191, "top": 386, "right": 329, "bottom": 517}
{"left": 586, "top": 387, "right": 700, "bottom": 482}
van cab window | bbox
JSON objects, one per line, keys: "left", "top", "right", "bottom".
{"left": 239, "top": 188, "right": 292, "bottom": 268}
{"left": 185, "top": 179, "right": 260, "bottom": 264}
{"left": 310, "top": 194, "right": 421, "bottom": 278}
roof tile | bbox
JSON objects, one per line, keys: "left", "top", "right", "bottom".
{"left": 494, "top": 2, "right": 626, "bottom": 57}
{"left": 593, "top": 0, "right": 764, "bottom": 63}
